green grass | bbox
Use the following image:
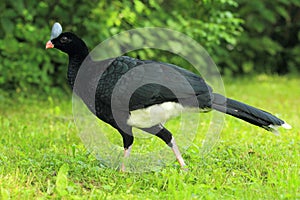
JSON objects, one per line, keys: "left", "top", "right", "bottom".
{"left": 0, "top": 75, "right": 299, "bottom": 199}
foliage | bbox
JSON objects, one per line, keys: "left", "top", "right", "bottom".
{"left": 0, "top": 75, "right": 299, "bottom": 198}
{"left": 218, "top": 0, "right": 300, "bottom": 75}
{"left": 0, "top": 0, "right": 241, "bottom": 93}
{"left": 0, "top": 0, "right": 299, "bottom": 93}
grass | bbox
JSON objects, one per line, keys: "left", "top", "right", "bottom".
{"left": 0, "top": 75, "right": 299, "bottom": 199}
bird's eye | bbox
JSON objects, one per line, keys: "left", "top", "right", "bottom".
{"left": 60, "top": 36, "right": 69, "bottom": 43}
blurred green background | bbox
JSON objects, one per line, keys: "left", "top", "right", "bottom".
{"left": 0, "top": 0, "right": 299, "bottom": 94}
{"left": 0, "top": 1, "right": 299, "bottom": 198}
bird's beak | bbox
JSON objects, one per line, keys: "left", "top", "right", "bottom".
{"left": 46, "top": 40, "right": 54, "bottom": 49}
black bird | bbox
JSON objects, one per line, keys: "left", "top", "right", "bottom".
{"left": 46, "top": 23, "right": 291, "bottom": 170}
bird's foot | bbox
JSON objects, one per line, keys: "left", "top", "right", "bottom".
{"left": 120, "top": 163, "right": 126, "bottom": 172}
{"left": 181, "top": 166, "right": 189, "bottom": 172}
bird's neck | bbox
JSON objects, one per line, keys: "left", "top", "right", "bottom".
{"left": 67, "top": 51, "right": 89, "bottom": 89}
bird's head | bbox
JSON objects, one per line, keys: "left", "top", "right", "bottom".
{"left": 46, "top": 22, "right": 88, "bottom": 56}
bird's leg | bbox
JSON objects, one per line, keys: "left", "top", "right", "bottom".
{"left": 168, "top": 137, "right": 187, "bottom": 169}
{"left": 142, "top": 126, "right": 188, "bottom": 170}
{"left": 121, "top": 145, "right": 132, "bottom": 172}
{"left": 117, "top": 125, "right": 134, "bottom": 172}
{"left": 144, "top": 126, "right": 188, "bottom": 170}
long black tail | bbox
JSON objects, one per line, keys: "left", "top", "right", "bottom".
{"left": 211, "top": 93, "right": 291, "bottom": 133}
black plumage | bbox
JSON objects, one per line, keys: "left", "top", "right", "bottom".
{"left": 46, "top": 23, "right": 291, "bottom": 170}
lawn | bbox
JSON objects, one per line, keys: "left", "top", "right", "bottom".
{"left": 0, "top": 75, "right": 299, "bottom": 199}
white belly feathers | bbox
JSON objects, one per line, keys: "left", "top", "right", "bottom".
{"left": 127, "top": 102, "right": 205, "bottom": 128}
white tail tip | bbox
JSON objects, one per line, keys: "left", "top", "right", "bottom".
{"left": 267, "top": 122, "right": 291, "bottom": 136}
{"left": 281, "top": 122, "right": 292, "bottom": 129}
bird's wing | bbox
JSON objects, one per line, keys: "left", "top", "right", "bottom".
{"left": 95, "top": 56, "right": 213, "bottom": 111}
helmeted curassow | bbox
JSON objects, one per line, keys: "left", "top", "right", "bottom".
{"left": 46, "top": 23, "right": 291, "bottom": 170}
